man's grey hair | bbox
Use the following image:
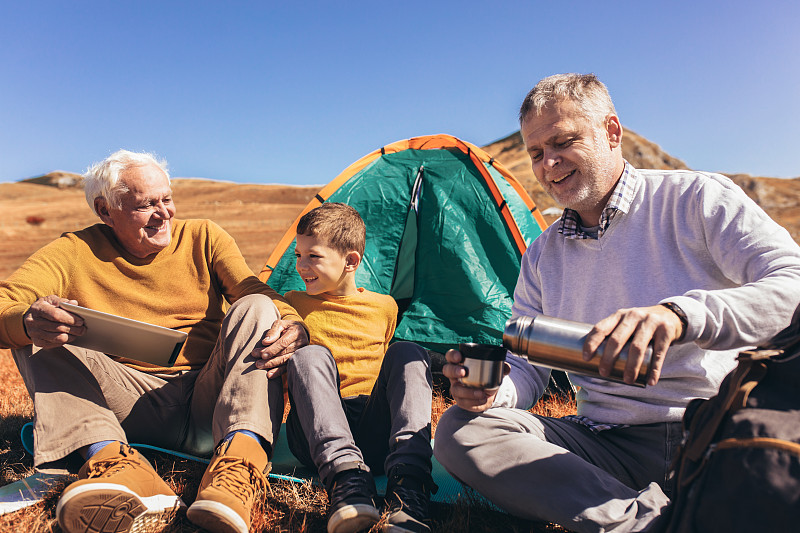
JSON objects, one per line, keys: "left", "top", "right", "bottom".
{"left": 83, "top": 150, "right": 169, "bottom": 216}
{"left": 519, "top": 73, "right": 617, "bottom": 126}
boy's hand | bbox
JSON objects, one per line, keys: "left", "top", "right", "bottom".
{"left": 443, "top": 348, "right": 502, "bottom": 413}
{"left": 253, "top": 320, "right": 309, "bottom": 378}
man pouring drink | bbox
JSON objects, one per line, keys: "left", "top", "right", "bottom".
{"left": 434, "top": 73, "right": 800, "bottom": 532}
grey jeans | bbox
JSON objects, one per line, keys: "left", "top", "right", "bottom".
{"left": 285, "top": 341, "right": 432, "bottom": 487}
{"left": 434, "top": 406, "right": 680, "bottom": 533}
{"left": 12, "top": 294, "right": 285, "bottom": 470}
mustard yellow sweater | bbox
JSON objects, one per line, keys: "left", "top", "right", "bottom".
{"left": 0, "top": 219, "right": 301, "bottom": 372}
{"left": 284, "top": 288, "right": 397, "bottom": 397}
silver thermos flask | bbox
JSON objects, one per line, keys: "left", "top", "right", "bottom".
{"left": 503, "top": 315, "right": 652, "bottom": 387}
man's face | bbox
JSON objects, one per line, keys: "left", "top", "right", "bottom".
{"left": 521, "top": 99, "right": 622, "bottom": 225}
{"left": 99, "top": 162, "right": 176, "bottom": 258}
{"left": 294, "top": 233, "right": 355, "bottom": 296}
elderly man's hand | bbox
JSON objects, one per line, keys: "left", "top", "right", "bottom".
{"left": 23, "top": 295, "right": 86, "bottom": 349}
{"left": 443, "top": 348, "right": 505, "bottom": 413}
{"left": 583, "top": 304, "right": 684, "bottom": 386}
{"left": 253, "top": 320, "right": 309, "bottom": 378}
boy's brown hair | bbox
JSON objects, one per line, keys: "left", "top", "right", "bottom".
{"left": 296, "top": 202, "right": 366, "bottom": 257}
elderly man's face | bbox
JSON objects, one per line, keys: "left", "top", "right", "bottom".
{"left": 99, "top": 162, "right": 176, "bottom": 258}
{"left": 521, "top": 98, "right": 622, "bottom": 225}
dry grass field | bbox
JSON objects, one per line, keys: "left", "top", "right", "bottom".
{"left": 2, "top": 131, "right": 798, "bottom": 532}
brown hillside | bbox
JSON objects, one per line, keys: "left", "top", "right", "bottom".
{"left": 0, "top": 178, "right": 318, "bottom": 279}
{"left": 2, "top": 131, "right": 799, "bottom": 281}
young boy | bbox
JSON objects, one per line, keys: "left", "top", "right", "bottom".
{"left": 284, "top": 203, "right": 435, "bottom": 533}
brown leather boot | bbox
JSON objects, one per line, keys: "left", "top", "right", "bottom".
{"left": 186, "top": 433, "right": 270, "bottom": 533}
{"left": 56, "top": 442, "right": 185, "bottom": 533}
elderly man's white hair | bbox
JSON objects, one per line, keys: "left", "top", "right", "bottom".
{"left": 83, "top": 150, "right": 170, "bottom": 216}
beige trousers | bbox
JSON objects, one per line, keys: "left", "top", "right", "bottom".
{"left": 12, "top": 294, "right": 284, "bottom": 470}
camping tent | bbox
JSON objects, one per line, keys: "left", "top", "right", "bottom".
{"left": 259, "top": 134, "right": 548, "bottom": 355}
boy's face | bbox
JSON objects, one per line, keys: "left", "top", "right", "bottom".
{"left": 294, "top": 233, "right": 358, "bottom": 296}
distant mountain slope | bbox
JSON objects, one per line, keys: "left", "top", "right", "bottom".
{"left": 4, "top": 129, "right": 798, "bottom": 281}
{"left": 21, "top": 171, "right": 83, "bottom": 188}
{"left": 482, "top": 128, "right": 800, "bottom": 240}
{"left": 0, "top": 179, "right": 319, "bottom": 279}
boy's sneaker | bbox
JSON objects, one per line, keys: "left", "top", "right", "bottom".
{"left": 382, "top": 464, "right": 436, "bottom": 533}
{"left": 56, "top": 442, "right": 186, "bottom": 533}
{"left": 186, "top": 432, "right": 270, "bottom": 533}
{"left": 327, "top": 465, "right": 381, "bottom": 533}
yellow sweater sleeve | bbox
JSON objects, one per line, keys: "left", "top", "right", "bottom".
{"left": 0, "top": 219, "right": 302, "bottom": 372}
{"left": 285, "top": 288, "right": 397, "bottom": 397}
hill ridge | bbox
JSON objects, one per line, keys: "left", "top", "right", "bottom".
{"left": 4, "top": 128, "right": 798, "bottom": 280}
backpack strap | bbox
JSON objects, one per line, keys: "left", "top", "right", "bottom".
{"left": 714, "top": 436, "right": 800, "bottom": 456}
{"left": 675, "top": 352, "right": 771, "bottom": 487}
{"left": 684, "top": 352, "right": 770, "bottom": 462}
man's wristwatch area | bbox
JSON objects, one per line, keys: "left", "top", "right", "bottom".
{"left": 660, "top": 302, "right": 688, "bottom": 342}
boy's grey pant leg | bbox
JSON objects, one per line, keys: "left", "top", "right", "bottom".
{"left": 434, "top": 406, "right": 676, "bottom": 533}
{"left": 355, "top": 341, "right": 432, "bottom": 474}
{"left": 286, "top": 344, "right": 365, "bottom": 485}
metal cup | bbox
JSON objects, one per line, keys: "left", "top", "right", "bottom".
{"left": 503, "top": 315, "right": 652, "bottom": 387}
{"left": 458, "top": 343, "right": 507, "bottom": 390}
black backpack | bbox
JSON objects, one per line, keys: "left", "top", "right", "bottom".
{"left": 663, "top": 314, "right": 800, "bottom": 532}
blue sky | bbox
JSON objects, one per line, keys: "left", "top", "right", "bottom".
{"left": 2, "top": 1, "right": 798, "bottom": 185}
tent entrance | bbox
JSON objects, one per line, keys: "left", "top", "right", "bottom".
{"left": 391, "top": 165, "right": 423, "bottom": 319}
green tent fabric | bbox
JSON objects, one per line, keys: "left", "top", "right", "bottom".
{"left": 260, "top": 134, "right": 547, "bottom": 353}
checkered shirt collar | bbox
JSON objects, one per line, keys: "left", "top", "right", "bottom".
{"left": 557, "top": 162, "right": 637, "bottom": 240}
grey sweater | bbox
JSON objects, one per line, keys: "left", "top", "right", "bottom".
{"left": 495, "top": 165, "right": 800, "bottom": 424}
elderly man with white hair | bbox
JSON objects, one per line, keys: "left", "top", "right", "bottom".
{"left": 0, "top": 150, "right": 308, "bottom": 533}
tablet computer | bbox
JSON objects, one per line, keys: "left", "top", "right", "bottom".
{"left": 59, "top": 302, "right": 187, "bottom": 367}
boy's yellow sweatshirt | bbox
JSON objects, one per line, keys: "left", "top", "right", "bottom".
{"left": 284, "top": 288, "right": 397, "bottom": 397}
